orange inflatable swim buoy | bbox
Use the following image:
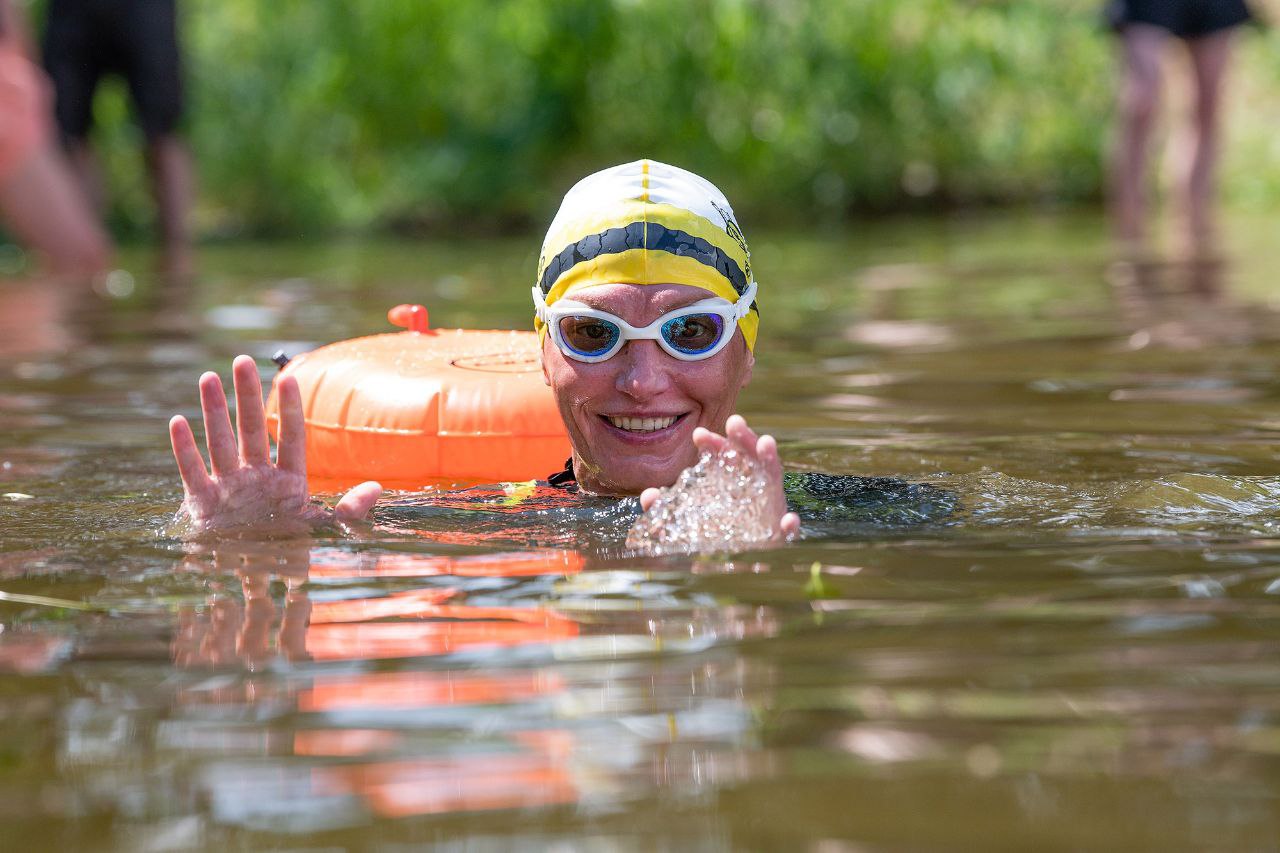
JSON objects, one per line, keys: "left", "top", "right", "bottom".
{"left": 265, "top": 304, "right": 570, "bottom": 489}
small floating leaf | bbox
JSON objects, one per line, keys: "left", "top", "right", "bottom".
{"left": 0, "top": 590, "right": 162, "bottom": 615}
{"left": 804, "top": 561, "right": 838, "bottom": 600}
{"left": 0, "top": 590, "right": 98, "bottom": 611}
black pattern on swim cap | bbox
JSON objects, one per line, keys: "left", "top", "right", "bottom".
{"left": 538, "top": 222, "right": 750, "bottom": 299}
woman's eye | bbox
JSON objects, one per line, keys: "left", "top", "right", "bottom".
{"left": 664, "top": 314, "right": 722, "bottom": 349}
{"left": 675, "top": 319, "right": 709, "bottom": 338}
{"left": 559, "top": 317, "right": 620, "bottom": 354}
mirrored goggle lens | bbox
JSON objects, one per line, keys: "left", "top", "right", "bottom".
{"left": 558, "top": 316, "right": 622, "bottom": 357}
{"left": 661, "top": 312, "right": 726, "bottom": 355}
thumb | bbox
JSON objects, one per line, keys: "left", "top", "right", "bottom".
{"left": 639, "top": 487, "right": 661, "bottom": 512}
{"left": 335, "top": 481, "right": 383, "bottom": 522}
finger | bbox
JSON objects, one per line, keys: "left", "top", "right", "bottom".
{"left": 199, "top": 370, "right": 239, "bottom": 475}
{"left": 240, "top": 572, "right": 271, "bottom": 602}
{"left": 280, "top": 591, "right": 312, "bottom": 662}
{"left": 169, "top": 414, "right": 213, "bottom": 498}
{"left": 756, "top": 433, "right": 784, "bottom": 475}
{"left": 232, "top": 355, "right": 270, "bottom": 465}
{"left": 239, "top": 596, "right": 275, "bottom": 663}
{"left": 275, "top": 374, "right": 307, "bottom": 474}
{"left": 335, "top": 481, "right": 383, "bottom": 522}
{"left": 780, "top": 512, "right": 801, "bottom": 540}
{"left": 276, "top": 542, "right": 312, "bottom": 580}
{"left": 692, "top": 426, "right": 729, "bottom": 455}
{"left": 639, "top": 487, "right": 661, "bottom": 512}
{"left": 206, "top": 598, "right": 242, "bottom": 666}
{"left": 725, "top": 414, "right": 759, "bottom": 457}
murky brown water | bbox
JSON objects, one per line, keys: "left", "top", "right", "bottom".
{"left": 4, "top": 212, "right": 1280, "bottom": 849}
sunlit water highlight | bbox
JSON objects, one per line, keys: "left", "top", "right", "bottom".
{"left": 3, "top": 214, "right": 1280, "bottom": 848}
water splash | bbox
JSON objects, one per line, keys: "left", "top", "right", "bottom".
{"left": 626, "top": 449, "right": 775, "bottom": 555}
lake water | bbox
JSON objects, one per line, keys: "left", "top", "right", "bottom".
{"left": 3, "top": 211, "right": 1280, "bottom": 849}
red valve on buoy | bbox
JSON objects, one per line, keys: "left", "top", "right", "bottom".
{"left": 388, "top": 304, "right": 430, "bottom": 333}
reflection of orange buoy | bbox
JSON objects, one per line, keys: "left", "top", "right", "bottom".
{"left": 304, "top": 609, "right": 581, "bottom": 661}
{"left": 265, "top": 304, "right": 570, "bottom": 489}
{"left": 297, "top": 670, "right": 564, "bottom": 713}
{"left": 306, "top": 549, "right": 585, "bottom": 581}
{"left": 311, "top": 754, "right": 579, "bottom": 817}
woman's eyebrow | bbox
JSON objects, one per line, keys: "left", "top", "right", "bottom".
{"left": 576, "top": 291, "right": 708, "bottom": 313}
{"left": 652, "top": 292, "right": 712, "bottom": 311}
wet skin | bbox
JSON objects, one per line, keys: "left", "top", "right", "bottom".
{"left": 540, "top": 283, "right": 755, "bottom": 495}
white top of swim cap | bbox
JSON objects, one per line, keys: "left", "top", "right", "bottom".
{"left": 542, "top": 159, "right": 743, "bottom": 249}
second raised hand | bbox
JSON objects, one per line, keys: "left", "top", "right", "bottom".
{"left": 168, "top": 355, "right": 382, "bottom": 536}
{"left": 639, "top": 413, "right": 800, "bottom": 542}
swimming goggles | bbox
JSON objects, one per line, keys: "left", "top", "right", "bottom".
{"left": 533, "top": 280, "right": 757, "bottom": 363}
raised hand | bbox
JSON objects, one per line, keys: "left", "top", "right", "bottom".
{"left": 168, "top": 355, "right": 382, "bottom": 536}
{"left": 638, "top": 413, "right": 800, "bottom": 544}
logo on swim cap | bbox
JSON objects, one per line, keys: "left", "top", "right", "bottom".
{"left": 708, "top": 197, "right": 751, "bottom": 285}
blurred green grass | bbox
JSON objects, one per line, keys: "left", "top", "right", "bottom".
{"left": 42, "top": 0, "right": 1280, "bottom": 237}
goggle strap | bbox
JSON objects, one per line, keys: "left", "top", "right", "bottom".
{"left": 532, "top": 285, "right": 548, "bottom": 323}
{"left": 734, "top": 279, "right": 758, "bottom": 322}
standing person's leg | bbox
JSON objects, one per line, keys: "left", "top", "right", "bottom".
{"left": 145, "top": 134, "right": 194, "bottom": 278}
{"left": 0, "top": 25, "right": 110, "bottom": 276}
{"left": 0, "top": 145, "right": 111, "bottom": 276}
{"left": 63, "top": 139, "right": 106, "bottom": 213}
{"left": 1110, "top": 24, "right": 1168, "bottom": 249}
{"left": 1178, "top": 29, "right": 1237, "bottom": 257}
{"left": 120, "top": 0, "right": 193, "bottom": 279}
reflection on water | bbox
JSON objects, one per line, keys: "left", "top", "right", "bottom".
{"left": 41, "top": 544, "right": 780, "bottom": 842}
{"left": 1107, "top": 255, "right": 1256, "bottom": 351}
{"left": 158, "top": 546, "right": 768, "bottom": 829}
{"left": 5, "top": 219, "right": 1280, "bottom": 847}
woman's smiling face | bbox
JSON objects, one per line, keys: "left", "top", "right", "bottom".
{"left": 541, "top": 282, "right": 754, "bottom": 495}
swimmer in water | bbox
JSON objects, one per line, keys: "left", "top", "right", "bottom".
{"left": 168, "top": 160, "right": 802, "bottom": 541}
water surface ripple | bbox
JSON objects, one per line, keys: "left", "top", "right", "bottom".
{"left": 3, "top": 221, "right": 1280, "bottom": 849}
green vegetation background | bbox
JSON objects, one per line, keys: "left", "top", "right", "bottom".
{"left": 52, "top": 0, "right": 1280, "bottom": 237}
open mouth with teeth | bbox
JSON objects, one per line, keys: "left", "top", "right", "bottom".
{"left": 604, "top": 414, "right": 686, "bottom": 434}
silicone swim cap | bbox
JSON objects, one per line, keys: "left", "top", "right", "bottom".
{"left": 535, "top": 159, "right": 758, "bottom": 351}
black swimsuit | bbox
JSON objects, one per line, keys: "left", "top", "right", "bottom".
{"left": 1106, "top": 0, "right": 1252, "bottom": 39}
{"left": 376, "top": 458, "right": 957, "bottom": 554}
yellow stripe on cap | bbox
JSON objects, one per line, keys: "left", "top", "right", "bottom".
{"left": 546, "top": 248, "right": 758, "bottom": 351}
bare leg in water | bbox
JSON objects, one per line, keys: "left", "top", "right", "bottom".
{"left": 1177, "top": 29, "right": 1236, "bottom": 259}
{"left": 64, "top": 133, "right": 194, "bottom": 280}
{"left": 145, "top": 133, "right": 195, "bottom": 280}
{"left": 63, "top": 138, "right": 106, "bottom": 214}
{"left": 0, "top": 145, "right": 111, "bottom": 277}
{"left": 1110, "top": 23, "right": 1168, "bottom": 253}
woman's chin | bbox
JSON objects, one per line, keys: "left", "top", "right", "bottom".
{"left": 582, "top": 456, "right": 692, "bottom": 496}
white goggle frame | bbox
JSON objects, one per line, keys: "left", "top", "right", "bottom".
{"left": 533, "top": 280, "right": 756, "bottom": 363}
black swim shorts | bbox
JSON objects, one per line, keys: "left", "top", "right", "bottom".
{"left": 1105, "top": 0, "right": 1253, "bottom": 39}
{"left": 42, "top": 0, "right": 185, "bottom": 140}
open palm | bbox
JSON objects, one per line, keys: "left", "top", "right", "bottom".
{"left": 169, "top": 355, "right": 382, "bottom": 536}
{"left": 639, "top": 413, "right": 800, "bottom": 543}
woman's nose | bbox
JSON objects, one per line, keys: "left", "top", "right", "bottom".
{"left": 613, "top": 340, "right": 674, "bottom": 399}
